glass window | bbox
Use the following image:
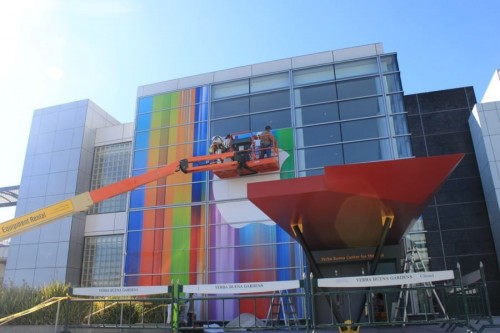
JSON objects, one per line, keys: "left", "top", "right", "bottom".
{"left": 250, "top": 90, "right": 290, "bottom": 113}
{"left": 136, "top": 113, "right": 151, "bottom": 131}
{"left": 211, "top": 97, "right": 249, "bottom": 119}
{"left": 298, "top": 168, "right": 324, "bottom": 177}
{"left": 380, "top": 55, "right": 399, "bottom": 73}
{"left": 297, "top": 145, "right": 344, "bottom": 169}
{"left": 294, "top": 83, "right": 337, "bottom": 106}
{"left": 212, "top": 79, "right": 249, "bottom": 99}
{"left": 343, "top": 139, "right": 392, "bottom": 164}
{"left": 90, "top": 142, "right": 132, "bottom": 214}
{"left": 297, "top": 123, "right": 341, "bottom": 148}
{"left": 134, "top": 131, "right": 149, "bottom": 150}
{"left": 386, "top": 93, "right": 405, "bottom": 114}
{"left": 250, "top": 73, "right": 289, "bottom": 92}
{"left": 296, "top": 103, "right": 339, "bottom": 126}
{"left": 211, "top": 116, "right": 250, "bottom": 136}
{"left": 392, "top": 114, "right": 410, "bottom": 135}
{"left": 396, "top": 136, "right": 413, "bottom": 158}
{"left": 341, "top": 118, "right": 389, "bottom": 141}
{"left": 383, "top": 73, "right": 403, "bottom": 93}
{"left": 293, "top": 65, "right": 334, "bottom": 86}
{"left": 250, "top": 109, "right": 291, "bottom": 132}
{"left": 335, "top": 58, "right": 378, "bottom": 79}
{"left": 339, "top": 97, "right": 384, "bottom": 120}
{"left": 81, "top": 234, "right": 123, "bottom": 287}
{"left": 337, "top": 77, "right": 381, "bottom": 100}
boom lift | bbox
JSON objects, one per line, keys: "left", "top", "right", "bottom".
{"left": 0, "top": 133, "right": 279, "bottom": 241}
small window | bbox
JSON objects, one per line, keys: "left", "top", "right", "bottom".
{"left": 250, "top": 90, "right": 290, "bottom": 113}
{"left": 380, "top": 55, "right": 399, "bottom": 73}
{"left": 337, "top": 77, "right": 381, "bottom": 100}
{"left": 297, "top": 145, "right": 344, "bottom": 170}
{"left": 294, "top": 83, "right": 337, "bottom": 106}
{"left": 341, "top": 118, "right": 389, "bottom": 142}
{"left": 211, "top": 116, "right": 250, "bottom": 136}
{"left": 250, "top": 73, "right": 289, "bottom": 93}
{"left": 295, "top": 103, "right": 339, "bottom": 126}
{"left": 339, "top": 97, "right": 384, "bottom": 121}
{"left": 250, "top": 109, "right": 291, "bottom": 132}
{"left": 343, "top": 139, "right": 392, "bottom": 164}
{"left": 211, "top": 97, "right": 249, "bottom": 119}
{"left": 212, "top": 80, "right": 249, "bottom": 99}
{"left": 297, "top": 123, "right": 341, "bottom": 148}
{"left": 293, "top": 65, "right": 335, "bottom": 86}
{"left": 335, "top": 58, "right": 378, "bottom": 79}
{"left": 383, "top": 73, "right": 403, "bottom": 93}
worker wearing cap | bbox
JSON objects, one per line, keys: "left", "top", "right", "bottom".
{"left": 259, "top": 125, "right": 274, "bottom": 159}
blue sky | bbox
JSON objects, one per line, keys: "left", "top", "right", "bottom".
{"left": 0, "top": 0, "right": 499, "bottom": 220}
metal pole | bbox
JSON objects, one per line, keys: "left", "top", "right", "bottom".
{"left": 479, "top": 261, "right": 493, "bottom": 324}
{"left": 355, "top": 216, "right": 393, "bottom": 323}
{"left": 54, "top": 299, "right": 61, "bottom": 333}
{"left": 457, "top": 262, "right": 471, "bottom": 329}
{"left": 292, "top": 225, "right": 345, "bottom": 326}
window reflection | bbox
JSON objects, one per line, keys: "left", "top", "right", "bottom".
{"left": 297, "top": 145, "right": 344, "bottom": 169}
{"left": 212, "top": 79, "right": 249, "bottom": 99}
{"left": 380, "top": 55, "right": 399, "bottom": 73}
{"left": 297, "top": 123, "right": 341, "bottom": 148}
{"left": 339, "top": 97, "right": 384, "bottom": 120}
{"left": 293, "top": 65, "right": 335, "bottom": 86}
{"left": 251, "top": 73, "right": 289, "bottom": 92}
{"left": 250, "top": 109, "right": 292, "bottom": 132}
{"left": 211, "top": 116, "right": 250, "bottom": 135}
{"left": 295, "top": 103, "right": 339, "bottom": 126}
{"left": 341, "top": 118, "right": 389, "bottom": 141}
{"left": 250, "top": 90, "right": 290, "bottom": 113}
{"left": 337, "top": 77, "right": 381, "bottom": 100}
{"left": 335, "top": 58, "right": 378, "bottom": 79}
{"left": 383, "top": 73, "right": 403, "bottom": 93}
{"left": 343, "top": 139, "right": 392, "bottom": 164}
{"left": 294, "top": 83, "right": 337, "bottom": 106}
{"left": 212, "top": 97, "right": 249, "bottom": 119}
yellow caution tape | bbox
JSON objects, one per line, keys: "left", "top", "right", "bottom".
{"left": 0, "top": 296, "right": 69, "bottom": 326}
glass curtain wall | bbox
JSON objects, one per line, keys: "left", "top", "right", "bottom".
{"left": 125, "top": 53, "right": 411, "bottom": 320}
{"left": 294, "top": 55, "right": 410, "bottom": 176}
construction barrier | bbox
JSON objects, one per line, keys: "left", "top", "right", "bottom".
{"left": 1, "top": 264, "right": 498, "bottom": 333}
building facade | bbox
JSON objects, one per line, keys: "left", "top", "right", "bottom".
{"left": 3, "top": 44, "right": 500, "bottom": 315}
{"left": 405, "top": 86, "right": 500, "bottom": 312}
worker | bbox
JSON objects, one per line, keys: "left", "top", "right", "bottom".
{"left": 259, "top": 125, "right": 274, "bottom": 159}
{"left": 209, "top": 136, "right": 224, "bottom": 154}
{"left": 222, "top": 134, "right": 233, "bottom": 152}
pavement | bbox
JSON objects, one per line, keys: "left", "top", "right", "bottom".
{"left": 335, "top": 317, "right": 500, "bottom": 332}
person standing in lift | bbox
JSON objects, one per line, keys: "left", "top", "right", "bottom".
{"left": 259, "top": 125, "right": 274, "bottom": 159}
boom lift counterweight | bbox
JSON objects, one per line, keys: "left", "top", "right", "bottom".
{"left": 0, "top": 136, "right": 279, "bottom": 241}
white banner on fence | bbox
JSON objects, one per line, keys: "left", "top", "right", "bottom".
{"left": 318, "top": 270, "right": 454, "bottom": 288}
{"left": 183, "top": 280, "right": 300, "bottom": 294}
{"left": 72, "top": 285, "right": 171, "bottom": 297}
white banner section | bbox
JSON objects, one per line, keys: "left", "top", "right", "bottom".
{"left": 318, "top": 270, "right": 454, "bottom": 288}
{"left": 183, "top": 280, "right": 300, "bottom": 294}
{"left": 72, "top": 286, "right": 171, "bottom": 297}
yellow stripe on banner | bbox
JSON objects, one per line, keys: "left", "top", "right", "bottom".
{"left": 0, "top": 200, "right": 75, "bottom": 240}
